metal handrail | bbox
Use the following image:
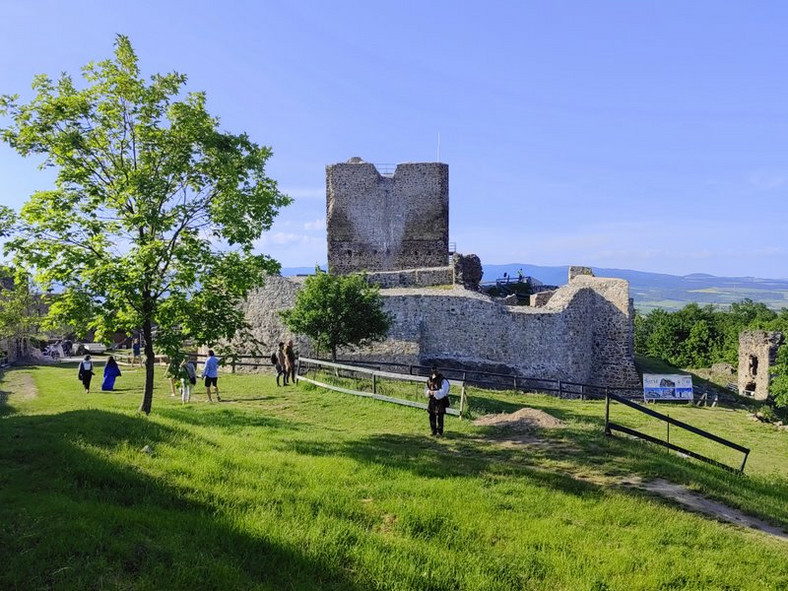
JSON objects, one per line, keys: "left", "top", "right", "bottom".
{"left": 605, "top": 391, "right": 750, "bottom": 473}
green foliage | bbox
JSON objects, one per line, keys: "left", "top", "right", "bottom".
{"left": 635, "top": 299, "right": 787, "bottom": 369}
{"left": 0, "top": 36, "right": 290, "bottom": 413}
{"left": 280, "top": 268, "right": 392, "bottom": 361}
{"left": 771, "top": 346, "right": 788, "bottom": 408}
{"left": 0, "top": 266, "right": 42, "bottom": 345}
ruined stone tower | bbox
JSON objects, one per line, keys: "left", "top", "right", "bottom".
{"left": 326, "top": 158, "right": 449, "bottom": 275}
{"left": 738, "top": 330, "right": 785, "bottom": 400}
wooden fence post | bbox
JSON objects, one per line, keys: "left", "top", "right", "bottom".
{"left": 460, "top": 382, "right": 467, "bottom": 419}
{"left": 604, "top": 388, "right": 611, "bottom": 436}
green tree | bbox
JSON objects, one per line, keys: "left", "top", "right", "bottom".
{"left": 0, "top": 267, "right": 43, "bottom": 358}
{"left": 0, "top": 36, "right": 290, "bottom": 414}
{"left": 280, "top": 268, "right": 393, "bottom": 362}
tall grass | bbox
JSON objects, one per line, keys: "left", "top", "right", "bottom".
{"left": 1, "top": 363, "right": 787, "bottom": 590}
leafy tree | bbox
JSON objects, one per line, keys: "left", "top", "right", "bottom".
{"left": 0, "top": 36, "right": 290, "bottom": 413}
{"left": 0, "top": 267, "right": 43, "bottom": 358}
{"left": 280, "top": 268, "right": 392, "bottom": 361}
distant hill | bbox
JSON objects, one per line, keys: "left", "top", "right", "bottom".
{"left": 481, "top": 264, "right": 788, "bottom": 312}
{"left": 281, "top": 263, "right": 788, "bottom": 312}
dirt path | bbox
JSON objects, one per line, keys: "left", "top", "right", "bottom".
{"left": 0, "top": 369, "right": 39, "bottom": 405}
{"left": 474, "top": 407, "right": 788, "bottom": 542}
{"left": 626, "top": 477, "right": 788, "bottom": 542}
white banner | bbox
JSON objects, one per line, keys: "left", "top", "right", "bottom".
{"left": 643, "top": 373, "right": 693, "bottom": 401}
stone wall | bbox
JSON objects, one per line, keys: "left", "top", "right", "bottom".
{"left": 326, "top": 159, "right": 449, "bottom": 274}
{"left": 737, "top": 330, "right": 784, "bottom": 400}
{"left": 362, "top": 267, "right": 453, "bottom": 289}
{"left": 242, "top": 270, "right": 640, "bottom": 388}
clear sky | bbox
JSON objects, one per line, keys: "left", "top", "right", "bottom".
{"left": 1, "top": 1, "right": 787, "bottom": 279}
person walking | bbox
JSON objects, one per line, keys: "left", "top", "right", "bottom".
{"left": 275, "top": 342, "right": 288, "bottom": 386}
{"left": 131, "top": 336, "right": 142, "bottom": 367}
{"left": 78, "top": 354, "right": 95, "bottom": 394}
{"left": 424, "top": 366, "right": 450, "bottom": 437}
{"left": 165, "top": 357, "right": 179, "bottom": 397}
{"left": 101, "top": 356, "right": 122, "bottom": 391}
{"left": 202, "top": 349, "right": 221, "bottom": 402}
{"left": 180, "top": 358, "right": 197, "bottom": 404}
{"left": 284, "top": 340, "right": 296, "bottom": 384}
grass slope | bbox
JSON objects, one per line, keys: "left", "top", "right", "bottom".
{"left": 1, "top": 363, "right": 787, "bottom": 590}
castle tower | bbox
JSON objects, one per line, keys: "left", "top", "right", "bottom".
{"left": 738, "top": 330, "right": 784, "bottom": 400}
{"left": 326, "top": 158, "right": 449, "bottom": 275}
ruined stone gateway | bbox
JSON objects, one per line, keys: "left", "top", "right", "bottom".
{"left": 738, "top": 330, "right": 785, "bottom": 400}
{"left": 243, "top": 158, "right": 640, "bottom": 388}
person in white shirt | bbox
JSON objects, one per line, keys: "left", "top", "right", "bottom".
{"left": 424, "top": 366, "right": 450, "bottom": 436}
{"left": 78, "top": 355, "right": 94, "bottom": 394}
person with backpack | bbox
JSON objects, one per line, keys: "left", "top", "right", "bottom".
{"left": 78, "top": 354, "right": 95, "bottom": 394}
{"left": 179, "top": 358, "right": 197, "bottom": 404}
{"left": 424, "top": 366, "right": 450, "bottom": 436}
{"left": 274, "top": 342, "right": 287, "bottom": 386}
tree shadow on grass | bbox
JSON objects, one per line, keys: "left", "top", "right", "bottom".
{"left": 0, "top": 409, "right": 365, "bottom": 591}
{"left": 284, "top": 431, "right": 605, "bottom": 500}
{"left": 159, "top": 405, "right": 308, "bottom": 433}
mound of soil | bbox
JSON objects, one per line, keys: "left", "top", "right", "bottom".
{"left": 473, "top": 408, "right": 565, "bottom": 432}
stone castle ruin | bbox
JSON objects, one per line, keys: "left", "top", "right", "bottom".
{"left": 738, "top": 331, "right": 785, "bottom": 400}
{"left": 327, "top": 158, "right": 449, "bottom": 274}
{"left": 242, "top": 158, "right": 640, "bottom": 388}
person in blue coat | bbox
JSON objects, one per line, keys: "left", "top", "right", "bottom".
{"left": 101, "top": 356, "right": 122, "bottom": 391}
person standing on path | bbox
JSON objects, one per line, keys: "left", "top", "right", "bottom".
{"left": 78, "top": 355, "right": 95, "bottom": 394}
{"left": 275, "top": 342, "right": 288, "bottom": 386}
{"left": 202, "top": 350, "right": 221, "bottom": 402}
{"left": 284, "top": 340, "right": 296, "bottom": 384}
{"left": 101, "top": 356, "right": 122, "bottom": 391}
{"left": 425, "top": 366, "right": 450, "bottom": 437}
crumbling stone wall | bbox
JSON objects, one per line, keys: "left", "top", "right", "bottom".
{"left": 242, "top": 271, "right": 640, "bottom": 388}
{"left": 738, "top": 330, "right": 784, "bottom": 400}
{"left": 326, "top": 159, "right": 449, "bottom": 274}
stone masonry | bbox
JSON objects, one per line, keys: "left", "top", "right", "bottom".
{"left": 738, "top": 330, "right": 785, "bottom": 400}
{"left": 326, "top": 158, "right": 449, "bottom": 274}
{"left": 237, "top": 158, "right": 640, "bottom": 388}
{"left": 244, "top": 269, "right": 640, "bottom": 388}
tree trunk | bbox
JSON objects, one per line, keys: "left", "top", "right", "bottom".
{"left": 138, "top": 303, "right": 155, "bottom": 415}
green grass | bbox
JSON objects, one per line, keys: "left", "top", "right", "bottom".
{"left": 1, "top": 363, "right": 787, "bottom": 590}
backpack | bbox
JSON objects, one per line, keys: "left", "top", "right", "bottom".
{"left": 270, "top": 352, "right": 278, "bottom": 365}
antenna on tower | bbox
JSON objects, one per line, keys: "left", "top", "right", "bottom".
{"left": 437, "top": 131, "right": 441, "bottom": 162}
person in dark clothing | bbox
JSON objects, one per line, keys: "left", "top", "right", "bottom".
{"left": 424, "top": 366, "right": 450, "bottom": 436}
{"left": 78, "top": 354, "right": 95, "bottom": 394}
{"left": 284, "top": 340, "right": 296, "bottom": 384}
{"left": 275, "top": 342, "right": 287, "bottom": 386}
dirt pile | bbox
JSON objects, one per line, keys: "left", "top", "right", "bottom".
{"left": 473, "top": 407, "right": 565, "bottom": 432}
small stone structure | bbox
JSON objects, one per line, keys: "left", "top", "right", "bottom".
{"left": 326, "top": 158, "right": 449, "bottom": 274}
{"left": 239, "top": 158, "right": 640, "bottom": 388}
{"left": 738, "top": 331, "right": 785, "bottom": 400}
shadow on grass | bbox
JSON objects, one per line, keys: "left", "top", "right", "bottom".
{"left": 0, "top": 409, "right": 365, "bottom": 591}
{"left": 159, "top": 405, "right": 309, "bottom": 433}
{"left": 284, "top": 431, "right": 605, "bottom": 500}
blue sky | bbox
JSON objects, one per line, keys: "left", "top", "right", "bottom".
{"left": 1, "top": 1, "right": 787, "bottom": 279}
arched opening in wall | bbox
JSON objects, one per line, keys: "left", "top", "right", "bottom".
{"left": 749, "top": 355, "right": 759, "bottom": 376}
{"left": 346, "top": 249, "right": 352, "bottom": 256}
{"left": 743, "top": 382, "right": 757, "bottom": 395}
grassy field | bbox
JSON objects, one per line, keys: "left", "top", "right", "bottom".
{"left": 1, "top": 362, "right": 787, "bottom": 590}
